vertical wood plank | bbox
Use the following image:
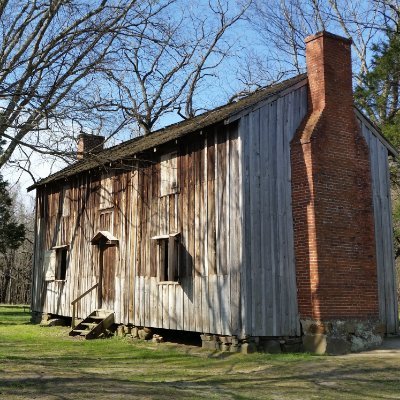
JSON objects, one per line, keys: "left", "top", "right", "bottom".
{"left": 207, "top": 133, "right": 217, "bottom": 276}
{"left": 229, "top": 125, "right": 241, "bottom": 335}
{"left": 259, "top": 104, "right": 270, "bottom": 334}
{"left": 169, "top": 284, "right": 176, "bottom": 330}
{"left": 240, "top": 115, "right": 251, "bottom": 336}
{"left": 162, "top": 284, "right": 168, "bottom": 329}
{"left": 216, "top": 127, "right": 227, "bottom": 275}
{"left": 249, "top": 108, "right": 261, "bottom": 335}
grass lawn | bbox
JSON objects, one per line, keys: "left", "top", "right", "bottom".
{"left": 0, "top": 306, "right": 399, "bottom": 399}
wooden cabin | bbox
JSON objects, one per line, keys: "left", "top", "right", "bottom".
{"left": 29, "top": 31, "right": 398, "bottom": 353}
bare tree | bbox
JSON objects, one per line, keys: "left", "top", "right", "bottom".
{"left": 101, "top": 0, "right": 252, "bottom": 135}
{"left": 0, "top": 0, "right": 158, "bottom": 170}
{"left": 0, "top": 0, "right": 252, "bottom": 175}
{"left": 246, "top": 0, "right": 383, "bottom": 83}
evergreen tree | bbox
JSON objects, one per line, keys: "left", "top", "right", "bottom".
{"left": 0, "top": 179, "right": 25, "bottom": 254}
{"left": 0, "top": 141, "right": 25, "bottom": 303}
{"left": 356, "top": 33, "right": 400, "bottom": 264}
{"left": 0, "top": 141, "right": 24, "bottom": 254}
{"left": 355, "top": 33, "right": 400, "bottom": 148}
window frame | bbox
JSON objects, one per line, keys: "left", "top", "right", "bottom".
{"left": 44, "top": 245, "right": 69, "bottom": 282}
{"left": 151, "top": 233, "right": 180, "bottom": 283}
{"left": 55, "top": 247, "right": 68, "bottom": 281}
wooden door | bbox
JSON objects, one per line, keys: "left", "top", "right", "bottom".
{"left": 98, "top": 244, "right": 116, "bottom": 310}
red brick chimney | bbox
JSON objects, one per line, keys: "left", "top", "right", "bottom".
{"left": 290, "top": 32, "right": 379, "bottom": 352}
{"left": 77, "top": 133, "right": 105, "bottom": 160}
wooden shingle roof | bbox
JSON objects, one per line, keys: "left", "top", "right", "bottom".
{"left": 28, "top": 74, "right": 308, "bottom": 191}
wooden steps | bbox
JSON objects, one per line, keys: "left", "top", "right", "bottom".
{"left": 69, "top": 309, "right": 114, "bottom": 339}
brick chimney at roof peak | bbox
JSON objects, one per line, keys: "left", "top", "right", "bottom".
{"left": 305, "top": 31, "right": 353, "bottom": 112}
{"left": 77, "top": 133, "right": 105, "bottom": 160}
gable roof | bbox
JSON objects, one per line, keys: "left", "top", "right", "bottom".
{"left": 28, "top": 74, "right": 307, "bottom": 191}
{"left": 27, "top": 72, "right": 396, "bottom": 191}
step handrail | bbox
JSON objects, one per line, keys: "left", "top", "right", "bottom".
{"left": 71, "top": 283, "right": 99, "bottom": 328}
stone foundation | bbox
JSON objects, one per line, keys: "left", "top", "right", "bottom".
{"left": 30, "top": 313, "right": 384, "bottom": 355}
{"left": 200, "top": 334, "right": 303, "bottom": 354}
{"left": 200, "top": 320, "right": 384, "bottom": 355}
{"left": 301, "top": 319, "right": 384, "bottom": 354}
{"left": 115, "top": 325, "right": 155, "bottom": 341}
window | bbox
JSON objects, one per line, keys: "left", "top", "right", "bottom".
{"left": 160, "top": 152, "right": 178, "bottom": 196}
{"left": 44, "top": 245, "right": 69, "bottom": 281}
{"left": 56, "top": 248, "right": 68, "bottom": 280}
{"left": 99, "top": 210, "right": 113, "bottom": 231}
{"left": 152, "top": 233, "right": 180, "bottom": 282}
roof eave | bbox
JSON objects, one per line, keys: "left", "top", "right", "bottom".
{"left": 27, "top": 74, "right": 308, "bottom": 192}
{"left": 355, "top": 108, "right": 398, "bottom": 157}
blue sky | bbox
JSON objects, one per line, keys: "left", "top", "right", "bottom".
{"left": 2, "top": 0, "right": 391, "bottom": 206}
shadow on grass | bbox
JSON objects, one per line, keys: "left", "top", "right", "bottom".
{"left": 0, "top": 304, "right": 29, "bottom": 307}
{"left": 1, "top": 305, "right": 399, "bottom": 399}
{"left": 0, "top": 307, "right": 32, "bottom": 326}
{"left": 0, "top": 374, "right": 254, "bottom": 400}
{"left": 0, "top": 364, "right": 399, "bottom": 400}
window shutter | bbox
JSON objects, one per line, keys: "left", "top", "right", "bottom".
{"left": 169, "top": 152, "right": 178, "bottom": 191}
{"left": 44, "top": 250, "right": 56, "bottom": 281}
{"left": 61, "top": 185, "right": 71, "bottom": 217}
{"left": 168, "top": 236, "right": 177, "bottom": 281}
{"left": 100, "top": 175, "right": 113, "bottom": 209}
{"left": 160, "top": 152, "right": 178, "bottom": 196}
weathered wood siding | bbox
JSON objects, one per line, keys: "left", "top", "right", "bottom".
{"left": 359, "top": 117, "right": 398, "bottom": 334}
{"left": 31, "top": 82, "right": 310, "bottom": 338}
{"left": 130, "top": 124, "right": 242, "bottom": 335}
{"left": 31, "top": 80, "right": 397, "bottom": 338}
{"left": 32, "top": 124, "right": 243, "bottom": 336}
{"left": 32, "top": 177, "right": 104, "bottom": 321}
{"left": 239, "top": 84, "right": 308, "bottom": 337}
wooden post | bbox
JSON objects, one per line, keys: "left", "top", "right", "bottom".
{"left": 70, "top": 282, "right": 99, "bottom": 328}
{"left": 72, "top": 303, "right": 76, "bottom": 329}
